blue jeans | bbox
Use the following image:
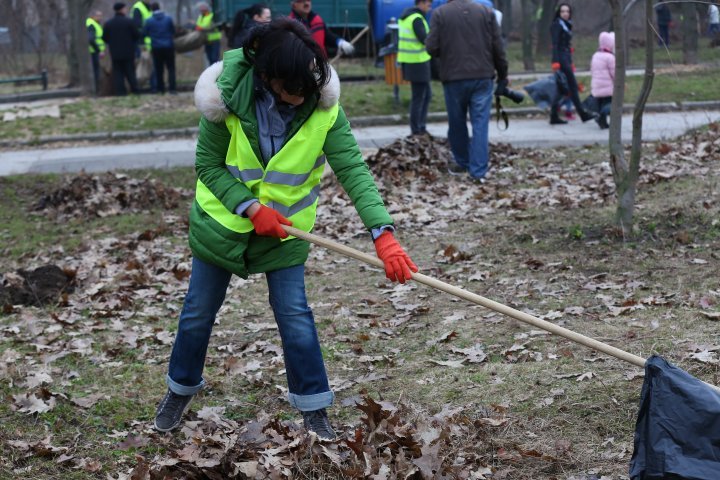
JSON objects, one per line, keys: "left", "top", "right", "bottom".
{"left": 204, "top": 41, "right": 220, "bottom": 65}
{"left": 166, "top": 257, "right": 333, "bottom": 411}
{"left": 443, "top": 78, "right": 494, "bottom": 179}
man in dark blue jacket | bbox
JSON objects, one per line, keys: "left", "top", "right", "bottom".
{"left": 143, "top": 2, "right": 176, "bottom": 94}
{"left": 103, "top": 3, "right": 141, "bottom": 95}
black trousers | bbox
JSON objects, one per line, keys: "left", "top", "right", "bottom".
{"left": 409, "top": 81, "right": 432, "bottom": 135}
{"left": 151, "top": 48, "right": 177, "bottom": 93}
{"left": 112, "top": 58, "right": 139, "bottom": 96}
{"left": 551, "top": 51, "right": 587, "bottom": 119}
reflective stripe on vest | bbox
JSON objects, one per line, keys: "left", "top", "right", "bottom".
{"left": 132, "top": 1, "right": 153, "bottom": 48}
{"left": 397, "top": 13, "right": 431, "bottom": 64}
{"left": 197, "top": 13, "right": 222, "bottom": 42}
{"left": 86, "top": 18, "right": 105, "bottom": 53}
{"left": 195, "top": 104, "right": 339, "bottom": 238}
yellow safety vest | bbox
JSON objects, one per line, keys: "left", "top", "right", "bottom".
{"left": 195, "top": 104, "right": 340, "bottom": 239}
{"left": 132, "top": 1, "right": 152, "bottom": 49}
{"left": 397, "top": 13, "right": 431, "bottom": 64}
{"left": 86, "top": 18, "right": 105, "bottom": 53}
{"left": 197, "top": 13, "right": 222, "bottom": 42}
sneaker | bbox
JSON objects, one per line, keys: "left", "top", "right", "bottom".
{"left": 596, "top": 115, "right": 609, "bottom": 129}
{"left": 550, "top": 116, "right": 568, "bottom": 125}
{"left": 154, "top": 389, "right": 193, "bottom": 432}
{"left": 447, "top": 163, "right": 468, "bottom": 176}
{"left": 564, "top": 110, "right": 576, "bottom": 120}
{"left": 302, "top": 408, "right": 337, "bottom": 440}
{"left": 470, "top": 176, "right": 486, "bottom": 184}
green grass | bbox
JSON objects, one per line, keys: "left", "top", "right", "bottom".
{"left": 0, "top": 42, "right": 718, "bottom": 143}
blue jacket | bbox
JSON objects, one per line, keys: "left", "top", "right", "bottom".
{"left": 143, "top": 11, "right": 175, "bottom": 49}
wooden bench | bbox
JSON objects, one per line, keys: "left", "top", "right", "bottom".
{"left": 0, "top": 70, "right": 48, "bottom": 91}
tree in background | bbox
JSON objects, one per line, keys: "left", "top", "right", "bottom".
{"left": 534, "top": 0, "right": 557, "bottom": 56}
{"left": 607, "top": 0, "right": 655, "bottom": 236}
{"left": 681, "top": 0, "right": 699, "bottom": 64}
{"left": 66, "top": 0, "right": 95, "bottom": 94}
{"left": 521, "top": 0, "right": 535, "bottom": 71}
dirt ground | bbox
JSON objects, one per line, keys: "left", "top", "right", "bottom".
{"left": 0, "top": 126, "right": 718, "bottom": 479}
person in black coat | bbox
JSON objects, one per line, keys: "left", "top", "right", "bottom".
{"left": 655, "top": 1, "right": 672, "bottom": 46}
{"left": 103, "top": 3, "right": 141, "bottom": 95}
{"left": 549, "top": 3, "right": 596, "bottom": 125}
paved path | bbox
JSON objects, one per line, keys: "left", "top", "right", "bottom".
{"left": 1, "top": 109, "right": 718, "bottom": 176}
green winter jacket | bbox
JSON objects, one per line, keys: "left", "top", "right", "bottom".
{"left": 189, "top": 48, "right": 393, "bottom": 278}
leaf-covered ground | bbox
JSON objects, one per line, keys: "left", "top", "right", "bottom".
{"left": 0, "top": 124, "right": 719, "bottom": 479}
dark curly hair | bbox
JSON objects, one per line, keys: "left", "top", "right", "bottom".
{"left": 242, "top": 17, "right": 330, "bottom": 98}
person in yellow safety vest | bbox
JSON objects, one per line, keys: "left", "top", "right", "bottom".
{"left": 132, "top": 0, "right": 159, "bottom": 92}
{"left": 195, "top": 2, "right": 222, "bottom": 65}
{"left": 131, "top": 0, "right": 153, "bottom": 50}
{"left": 152, "top": 19, "right": 417, "bottom": 438}
{"left": 86, "top": 10, "right": 105, "bottom": 94}
{"left": 397, "top": 0, "right": 433, "bottom": 136}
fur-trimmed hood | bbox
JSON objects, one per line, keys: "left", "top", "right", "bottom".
{"left": 194, "top": 54, "right": 341, "bottom": 123}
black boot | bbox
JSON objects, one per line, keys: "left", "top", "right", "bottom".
{"left": 550, "top": 113, "right": 568, "bottom": 125}
{"left": 580, "top": 109, "right": 599, "bottom": 122}
{"left": 596, "top": 115, "right": 609, "bottom": 129}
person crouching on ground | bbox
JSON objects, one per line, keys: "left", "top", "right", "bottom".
{"left": 590, "top": 31, "right": 615, "bottom": 130}
{"left": 153, "top": 18, "right": 418, "bottom": 440}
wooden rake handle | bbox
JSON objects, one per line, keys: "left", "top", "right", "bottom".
{"left": 283, "top": 226, "right": 647, "bottom": 369}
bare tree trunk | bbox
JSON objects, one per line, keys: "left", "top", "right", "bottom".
{"left": 67, "top": 0, "right": 95, "bottom": 93}
{"left": 521, "top": 0, "right": 535, "bottom": 71}
{"left": 623, "top": 0, "right": 656, "bottom": 233}
{"left": 682, "top": 0, "right": 699, "bottom": 64}
{"left": 497, "top": 0, "right": 513, "bottom": 33}
{"left": 534, "top": 0, "right": 556, "bottom": 56}
{"left": 607, "top": 0, "right": 630, "bottom": 234}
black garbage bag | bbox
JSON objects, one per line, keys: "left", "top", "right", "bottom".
{"left": 629, "top": 355, "right": 720, "bottom": 480}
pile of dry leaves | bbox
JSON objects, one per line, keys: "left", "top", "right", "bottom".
{"left": 34, "top": 172, "right": 192, "bottom": 219}
{"left": 124, "top": 396, "right": 517, "bottom": 480}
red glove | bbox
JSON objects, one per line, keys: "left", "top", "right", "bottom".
{"left": 373, "top": 232, "right": 418, "bottom": 284}
{"left": 551, "top": 62, "right": 561, "bottom": 72}
{"left": 571, "top": 63, "right": 576, "bottom": 73}
{"left": 249, "top": 204, "right": 292, "bottom": 238}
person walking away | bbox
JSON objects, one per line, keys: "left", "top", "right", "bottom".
{"left": 195, "top": 2, "right": 222, "bottom": 65}
{"left": 143, "top": 2, "right": 176, "bottom": 94}
{"left": 590, "top": 31, "right": 615, "bottom": 130}
{"left": 655, "top": 1, "right": 672, "bottom": 46}
{"left": 229, "top": 3, "right": 271, "bottom": 50}
{"left": 425, "top": 0, "right": 508, "bottom": 182}
{"left": 398, "top": 0, "right": 433, "bottom": 136}
{"left": 152, "top": 18, "right": 418, "bottom": 439}
{"left": 87, "top": 10, "right": 105, "bottom": 94}
{"left": 103, "top": 3, "right": 141, "bottom": 96}
{"left": 549, "top": 3, "right": 597, "bottom": 125}
{"left": 289, "top": 0, "right": 355, "bottom": 57}
{"left": 708, "top": 3, "right": 720, "bottom": 39}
